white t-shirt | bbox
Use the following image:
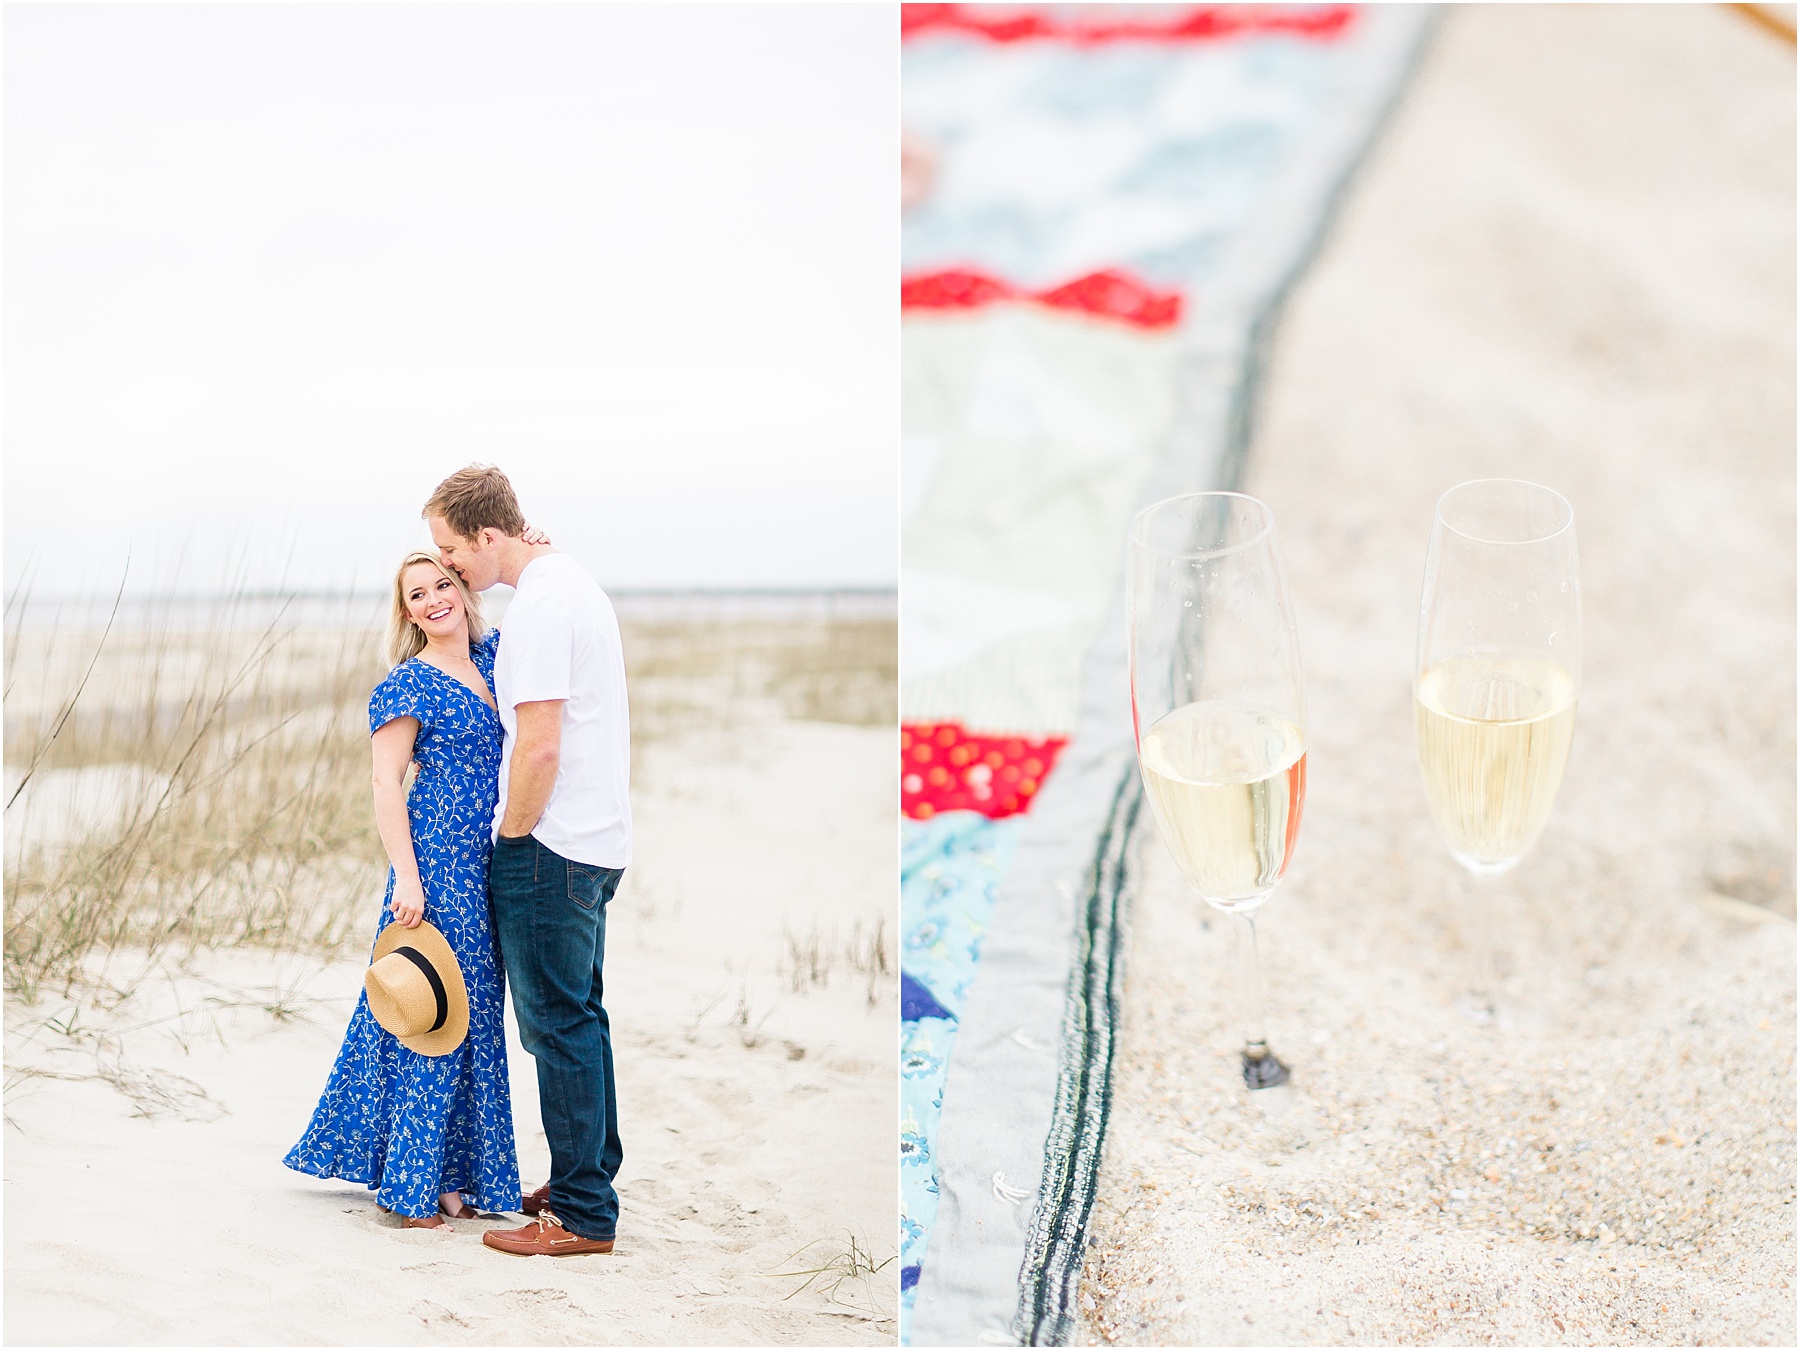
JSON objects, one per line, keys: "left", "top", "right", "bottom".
{"left": 492, "top": 553, "right": 632, "bottom": 867}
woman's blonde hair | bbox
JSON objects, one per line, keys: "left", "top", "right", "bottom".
{"left": 388, "top": 551, "right": 487, "bottom": 666}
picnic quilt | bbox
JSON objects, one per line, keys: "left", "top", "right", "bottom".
{"left": 898, "top": 5, "right": 1434, "bottom": 1344}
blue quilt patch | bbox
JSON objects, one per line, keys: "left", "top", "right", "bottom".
{"left": 898, "top": 811, "right": 1021, "bottom": 1337}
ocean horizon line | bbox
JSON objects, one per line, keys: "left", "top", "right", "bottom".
{"left": 6, "top": 584, "right": 897, "bottom": 632}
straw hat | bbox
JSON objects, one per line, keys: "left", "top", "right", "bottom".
{"left": 364, "top": 920, "right": 469, "bottom": 1057}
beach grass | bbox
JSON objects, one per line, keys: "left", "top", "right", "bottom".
{"left": 4, "top": 601, "right": 388, "bottom": 1005}
{"left": 4, "top": 592, "right": 896, "bottom": 1006}
{"left": 624, "top": 617, "right": 897, "bottom": 737}
{"left": 779, "top": 915, "right": 894, "bottom": 1008}
{"left": 768, "top": 1230, "right": 897, "bottom": 1314}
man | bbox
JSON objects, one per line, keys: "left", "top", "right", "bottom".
{"left": 422, "top": 463, "right": 630, "bottom": 1257}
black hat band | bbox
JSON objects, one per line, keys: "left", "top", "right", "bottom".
{"left": 394, "top": 944, "right": 449, "bottom": 1034}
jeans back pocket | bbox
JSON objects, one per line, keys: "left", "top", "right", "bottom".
{"left": 567, "top": 861, "right": 605, "bottom": 910}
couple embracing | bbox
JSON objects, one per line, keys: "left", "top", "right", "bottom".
{"left": 285, "top": 464, "right": 627, "bottom": 1257}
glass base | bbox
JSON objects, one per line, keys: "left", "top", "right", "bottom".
{"left": 1241, "top": 1048, "right": 1290, "bottom": 1090}
{"left": 1458, "top": 980, "right": 1545, "bottom": 1030}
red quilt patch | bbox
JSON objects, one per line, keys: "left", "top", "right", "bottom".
{"left": 901, "top": 266, "right": 1182, "bottom": 330}
{"left": 901, "top": 4, "right": 1357, "bottom": 47}
{"left": 902, "top": 722, "right": 1070, "bottom": 820}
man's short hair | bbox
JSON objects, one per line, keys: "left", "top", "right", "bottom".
{"left": 423, "top": 464, "right": 526, "bottom": 540}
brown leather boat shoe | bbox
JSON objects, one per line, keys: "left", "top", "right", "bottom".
{"left": 482, "top": 1211, "right": 614, "bottom": 1256}
{"left": 520, "top": 1183, "right": 551, "bottom": 1216}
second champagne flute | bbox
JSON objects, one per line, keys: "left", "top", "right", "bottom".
{"left": 1414, "top": 479, "right": 1580, "bottom": 1023}
{"left": 1128, "top": 492, "right": 1307, "bottom": 1089}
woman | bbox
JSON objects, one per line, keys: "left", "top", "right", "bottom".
{"left": 284, "top": 550, "right": 521, "bottom": 1228}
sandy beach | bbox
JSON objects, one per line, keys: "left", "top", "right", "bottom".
{"left": 1077, "top": 6, "right": 1794, "bottom": 1346}
{"left": 5, "top": 614, "right": 898, "bottom": 1345}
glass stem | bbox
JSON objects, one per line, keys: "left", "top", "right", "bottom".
{"left": 1463, "top": 875, "right": 1499, "bottom": 1024}
{"left": 1235, "top": 911, "right": 1270, "bottom": 1058}
{"left": 1234, "top": 910, "right": 1288, "bottom": 1088}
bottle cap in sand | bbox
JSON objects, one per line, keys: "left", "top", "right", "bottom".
{"left": 364, "top": 919, "right": 469, "bottom": 1057}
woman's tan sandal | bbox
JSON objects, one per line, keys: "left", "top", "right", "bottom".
{"left": 403, "top": 1213, "right": 452, "bottom": 1230}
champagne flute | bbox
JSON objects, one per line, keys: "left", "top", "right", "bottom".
{"left": 1128, "top": 493, "right": 1307, "bottom": 1089}
{"left": 1414, "top": 480, "right": 1580, "bottom": 1023}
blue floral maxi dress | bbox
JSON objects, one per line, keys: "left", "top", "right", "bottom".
{"left": 284, "top": 630, "right": 522, "bottom": 1217}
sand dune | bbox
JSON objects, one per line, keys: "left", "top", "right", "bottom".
{"left": 6, "top": 692, "right": 897, "bottom": 1344}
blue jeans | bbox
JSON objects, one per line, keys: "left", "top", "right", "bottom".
{"left": 488, "top": 831, "right": 624, "bottom": 1241}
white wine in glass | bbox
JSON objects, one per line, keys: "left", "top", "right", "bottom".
{"left": 1414, "top": 480, "right": 1580, "bottom": 1020}
{"left": 1129, "top": 493, "right": 1307, "bottom": 1089}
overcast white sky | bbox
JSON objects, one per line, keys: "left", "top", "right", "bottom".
{"left": 5, "top": 4, "right": 896, "bottom": 596}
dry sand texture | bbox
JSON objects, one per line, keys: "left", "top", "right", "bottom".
{"left": 1079, "top": 6, "right": 1794, "bottom": 1346}
{"left": 5, "top": 613, "right": 899, "bottom": 1345}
